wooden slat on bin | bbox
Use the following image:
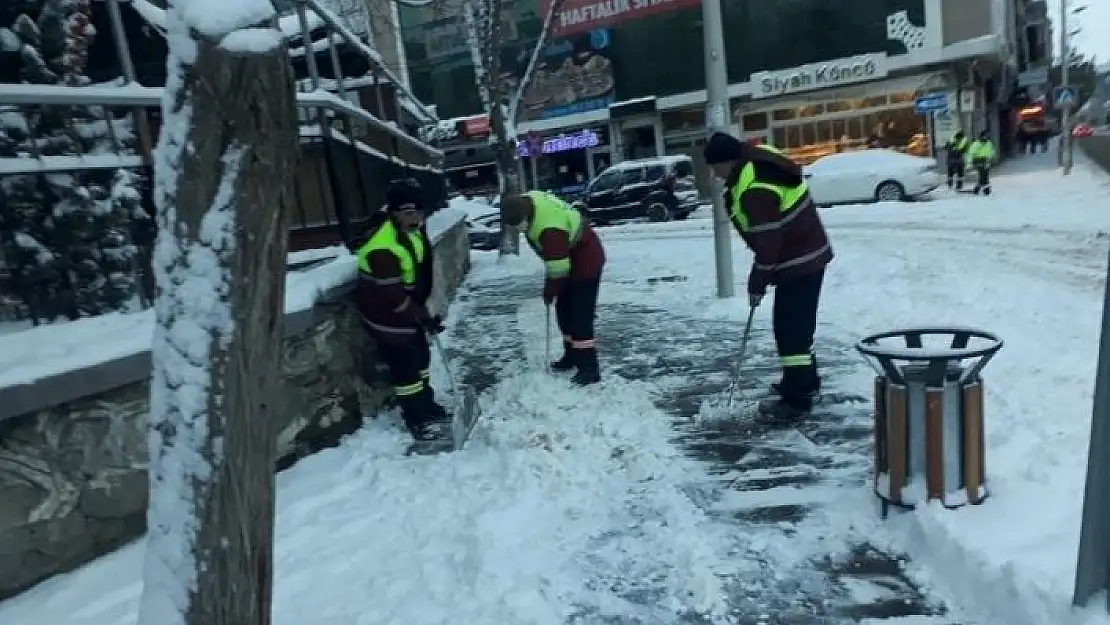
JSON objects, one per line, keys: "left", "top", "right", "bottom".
{"left": 887, "top": 383, "right": 907, "bottom": 504}
{"left": 874, "top": 376, "right": 888, "bottom": 480}
{"left": 962, "top": 381, "right": 985, "bottom": 504}
{"left": 924, "top": 388, "right": 946, "bottom": 501}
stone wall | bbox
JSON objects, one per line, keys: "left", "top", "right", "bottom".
{"left": 0, "top": 215, "right": 470, "bottom": 601}
{"left": 1079, "top": 135, "right": 1110, "bottom": 173}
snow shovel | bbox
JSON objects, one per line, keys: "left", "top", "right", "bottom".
{"left": 724, "top": 304, "right": 757, "bottom": 408}
{"left": 430, "top": 334, "right": 479, "bottom": 452}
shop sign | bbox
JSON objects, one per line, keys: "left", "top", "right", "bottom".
{"left": 750, "top": 53, "right": 889, "bottom": 99}
{"left": 541, "top": 0, "right": 699, "bottom": 38}
{"left": 506, "top": 29, "right": 616, "bottom": 122}
{"left": 518, "top": 129, "right": 602, "bottom": 156}
{"left": 463, "top": 115, "right": 490, "bottom": 136}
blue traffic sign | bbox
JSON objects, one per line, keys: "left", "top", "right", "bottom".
{"left": 914, "top": 92, "right": 949, "bottom": 113}
{"left": 1054, "top": 86, "right": 1079, "bottom": 108}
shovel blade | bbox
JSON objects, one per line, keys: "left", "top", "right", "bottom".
{"left": 451, "top": 388, "right": 480, "bottom": 451}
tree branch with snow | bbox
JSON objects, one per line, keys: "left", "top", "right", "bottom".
{"left": 137, "top": 0, "right": 298, "bottom": 624}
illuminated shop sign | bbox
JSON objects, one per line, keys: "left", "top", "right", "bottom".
{"left": 518, "top": 129, "right": 601, "bottom": 156}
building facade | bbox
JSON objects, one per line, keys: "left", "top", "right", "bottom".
{"left": 402, "top": 0, "right": 1050, "bottom": 192}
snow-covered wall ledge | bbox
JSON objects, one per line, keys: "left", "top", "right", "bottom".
{"left": 1078, "top": 135, "right": 1110, "bottom": 175}
{"left": 0, "top": 208, "right": 468, "bottom": 601}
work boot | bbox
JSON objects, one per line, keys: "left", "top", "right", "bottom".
{"left": 551, "top": 340, "right": 576, "bottom": 372}
{"left": 421, "top": 386, "right": 451, "bottom": 423}
{"left": 757, "top": 397, "right": 811, "bottom": 424}
{"left": 768, "top": 354, "right": 820, "bottom": 400}
{"left": 571, "top": 347, "right": 601, "bottom": 386}
{"left": 399, "top": 395, "right": 444, "bottom": 442}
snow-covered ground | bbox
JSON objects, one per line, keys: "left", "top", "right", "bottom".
{"left": 1, "top": 150, "right": 1108, "bottom": 624}
{"left": 578, "top": 150, "right": 1110, "bottom": 625}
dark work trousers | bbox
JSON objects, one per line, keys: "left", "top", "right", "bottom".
{"left": 555, "top": 277, "right": 601, "bottom": 346}
{"left": 371, "top": 329, "right": 431, "bottom": 422}
{"left": 973, "top": 162, "right": 991, "bottom": 195}
{"left": 772, "top": 269, "right": 825, "bottom": 408}
{"left": 946, "top": 160, "right": 965, "bottom": 189}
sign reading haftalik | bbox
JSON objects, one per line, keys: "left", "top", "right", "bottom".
{"left": 543, "top": 0, "right": 699, "bottom": 37}
{"left": 749, "top": 53, "right": 889, "bottom": 99}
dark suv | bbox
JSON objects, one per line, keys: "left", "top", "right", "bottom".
{"left": 571, "top": 155, "right": 701, "bottom": 224}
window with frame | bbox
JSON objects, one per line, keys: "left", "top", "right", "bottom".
{"left": 620, "top": 167, "right": 646, "bottom": 186}
{"left": 590, "top": 170, "right": 622, "bottom": 192}
{"left": 645, "top": 164, "right": 667, "bottom": 182}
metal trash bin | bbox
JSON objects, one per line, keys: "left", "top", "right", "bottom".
{"left": 857, "top": 327, "right": 1003, "bottom": 516}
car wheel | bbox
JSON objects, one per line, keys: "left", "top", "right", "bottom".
{"left": 646, "top": 202, "right": 670, "bottom": 222}
{"left": 875, "top": 180, "right": 906, "bottom": 202}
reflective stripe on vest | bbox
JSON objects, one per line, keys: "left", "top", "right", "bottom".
{"left": 727, "top": 145, "right": 809, "bottom": 233}
{"left": 525, "top": 190, "right": 583, "bottom": 279}
{"left": 356, "top": 219, "right": 426, "bottom": 286}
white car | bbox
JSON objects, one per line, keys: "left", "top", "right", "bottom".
{"left": 803, "top": 149, "right": 942, "bottom": 206}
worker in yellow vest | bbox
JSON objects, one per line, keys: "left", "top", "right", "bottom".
{"left": 704, "top": 131, "right": 834, "bottom": 422}
{"left": 944, "top": 131, "right": 970, "bottom": 190}
{"left": 502, "top": 191, "right": 607, "bottom": 386}
{"left": 355, "top": 179, "right": 449, "bottom": 441}
{"left": 966, "top": 131, "right": 996, "bottom": 195}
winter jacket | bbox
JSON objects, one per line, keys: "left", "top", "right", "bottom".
{"left": 723, "top": 144, "right": 833, "bottom": 294}
{"left": 354, "top": 212, "right": 435, "bottom": 337}
{"left": 945, "top": 135, "right": 970, "bottom": 165}
{"left": 524, "top": 191, "right": 606, "bottom": 296}
{"left": 966, "top": 139, "right": 996, "bottom": 168}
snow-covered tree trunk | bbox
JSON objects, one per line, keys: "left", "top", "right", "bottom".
{"left": 465, "top": 0, "right": 566, "bottom": 256}
{"left": 138, "top": 0, "right": 297, "bottom": 623}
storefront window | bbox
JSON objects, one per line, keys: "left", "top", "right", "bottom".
{"left": 662, "top": 108, "right": 706, "bottom": 133}
{"left": 773, "top": 109, "right": 797, "bottom": 121}
{"left": 890, "top": 91, "right": 916, "bottom": 104}
{"left": 825, "top": 100, "right": 850, "bottom": 114}
{"left": 742, "top": 112, "right": 768, "bottom": 132}
{"left": 798, "top": 104, "right": 823, "bottom": 118}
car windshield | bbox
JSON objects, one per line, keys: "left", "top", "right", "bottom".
{"left": 620, "top": 168, "right": 645, "bottom": 186}
{"left": 645, "top": 165, "right": 666, "bottom": 182}
{"left": 673, "top": 159, "right": 694, "bottom": 178}
{"left": 591, "top": 171, "right": 621, "bottom": 192}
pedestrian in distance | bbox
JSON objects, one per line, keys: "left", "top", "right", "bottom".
{"left": 354, "top": 179, "right": 451, "bottom": 441}
{"left": 501, "top": 190, "right": 606, "bottom": 386}
{"left": 944, "top": 130, "right": 970, "bottom": 190}
{"left": 966, "top": 130, "right": 996, "bottom": 196}
{"left": 703, "top": 131, "right": 834, "bottom": 422}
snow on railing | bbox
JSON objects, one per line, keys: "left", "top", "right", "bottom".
{"left": 97, "top": 0, "right": 438, "bottom": 127}
{"left": 0, "top": 84, "right": 443, "bottom": 176}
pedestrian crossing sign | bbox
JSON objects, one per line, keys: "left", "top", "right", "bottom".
{"left": 1054, "top": 86, "right": 1078, "bottom": 109}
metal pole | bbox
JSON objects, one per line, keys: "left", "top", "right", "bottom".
{"left": 1060, "top": 0, "right": 1072, "bottom": 173}
{"left": 1073, "top": 242, "right": 1110, "bottom": 613}
{"left": 701, "top": 0, "right": 735, "bottom": 299}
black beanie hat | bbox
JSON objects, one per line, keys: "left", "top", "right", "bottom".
{"left": 703, "top": 131, "right": 746, "bottom": 165}
{"left": 386, "top": 178, "right": 423, "bottom": 211}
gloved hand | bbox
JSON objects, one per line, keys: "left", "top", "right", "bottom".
{"left": 747, "top": 265, "right": 768, "bottom": 308}
{"left": 542, "top": 280, "right": 562, "bottom": 306}
{"left": 421, "top": 314, "right": 446, "bottom": 335}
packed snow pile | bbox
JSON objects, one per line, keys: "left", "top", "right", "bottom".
{"left": 0, "top": 297, "right": 736, "bottom": 625}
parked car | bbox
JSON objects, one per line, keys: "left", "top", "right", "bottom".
{"left": 1072, "top": 123, "right": 1094, "bottom": 138}
{"left": 571, "top": 155, "right": 701, "bottom": 224}
{"left": 803, "top": 149, "right": 942, "bottom": 205}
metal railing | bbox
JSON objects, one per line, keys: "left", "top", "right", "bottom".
{"left": 0, "top": 0, "right": 446, "bottom": 326}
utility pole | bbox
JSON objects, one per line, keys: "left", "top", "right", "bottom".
{"left": 1073, "top": 242, "right": 1110, "bottom": 614}
{"left": 701, "top": 0, "right": 734, "bottom": 298}
{"left": 1059, "top": 0, "right": 1073, "bottom": 174}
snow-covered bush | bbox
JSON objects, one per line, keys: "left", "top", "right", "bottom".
{"left": 0, "top": 0, "right": 152, "bottom": 322}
